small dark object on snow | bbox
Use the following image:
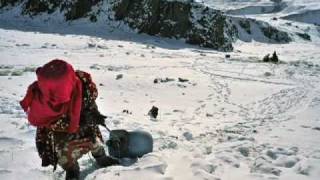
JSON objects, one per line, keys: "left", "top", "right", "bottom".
{"left": 178, "top": 77, "right": 189, "bottom": 83}
{"left": 88, "top": 43, "right": 96, "bottom": 48}
{"left": 206, "top": 113, "right": 213, "bottom": 117}
{"left": 177, "top": 84, "right": 187, "bottom": 88}
{"left": 122, "top": 109, "right": 132, "bottom": 114}
{"left": 264, "top": 72, "right": 272, "bottom": 77}
{"left": 154, "top": 77, "right": 175, "bottom": 84}
{"left": 253, "top": 129, "right": 258, "bottom": 133}
{"left": 313, "top": 127, "right": 320, "bottom": 131}
{"left": 162, "top": 77, "right": 174, "bottom": 83}
{"left": 183, "top": 132, "right": 193, "bottom": 141}
{"left": 225, "top": 54, "right": 231, "bottom": 58}
{"left": 116, "top": 74, "right": 123, "bottom": 80}
{"left": 148, "top": 106, "right": 159, "bottom": 119}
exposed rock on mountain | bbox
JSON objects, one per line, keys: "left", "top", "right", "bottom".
{"left": 230, "top": 17, "right": 291, "bottom": 43}
{"left": 0, "top": 0, "right": 21, "bottom": 8}
{"left": 1, "top": 0, "right": 102, "bottom": 20}
{"left": 112, "top": 0, "right": 236, "bottom": 51}
{"left": 0, "top": 0, "right": 292, "bottom": 51}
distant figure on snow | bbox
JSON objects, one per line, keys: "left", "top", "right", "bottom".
{"left": 263, "top": 51, "right": 279, "bottom": 63}
{"left": 20, "top": 59, "right": 119, "bottom": 180}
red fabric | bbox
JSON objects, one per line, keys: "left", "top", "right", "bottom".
{"left": 20, "top": 59, "right": 83, "bottom": 133}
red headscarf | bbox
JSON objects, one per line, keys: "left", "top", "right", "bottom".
{"left": 20, "top": 59, "right": 82, "bottom": 133}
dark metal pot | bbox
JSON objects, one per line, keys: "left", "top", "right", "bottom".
{"left": 106, "top": 129, "right": 153, "bottom": 158}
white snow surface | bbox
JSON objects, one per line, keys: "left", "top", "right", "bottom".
{"left": 1, "top": 1, "right": 320, "bottom": 180}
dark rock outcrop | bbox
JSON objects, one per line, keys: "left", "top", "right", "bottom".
{"left": 0, "top": 0, "right": 21, "bottom": 8}
{"left": 64, "top": 0, "right": 100, "bottom": 20}
{"left": 112, "top": 0, "right": 292, "bottom": 50}
{"left": 296, "top": 32, "right": 311, "bottom": 41}
{"left": 239, "top": 19, "right": 251, "bottom": 34}
{"left": 114, "top": 0, "right": 192, "bottom": 37}
{"left": 2, "top": 0, "right": 102, "bottom": 20}
{"left": 23, "top": 0, "right": 61, "bottom": 15}
{"left": 112, "top": 0, "right": 236, "bottom": 51}
{"left": 261, "top": 26, "right": 291, "bottom": 43}
{"left": 230, "top": 17, "right": 291, "bottom": 43}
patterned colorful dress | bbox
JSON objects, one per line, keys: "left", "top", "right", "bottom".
{"left": 35, "top": 70, "right": 104, "bottom": 170}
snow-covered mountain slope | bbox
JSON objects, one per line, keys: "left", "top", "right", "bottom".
{"left": 2, "top": 0, "right": 318, "bottom": 51}
{"left": 0, "top": 0, "right": 320, "bottom": 180}
{"left": 282, "top": 9, "right": 320, "bottom": 25}
{"left": 201, "top": 0, "right": 320, "bottom": 42}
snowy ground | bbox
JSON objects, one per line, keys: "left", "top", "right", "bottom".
{"left": 1, "top": 1, "right": 320, "bottom": 180}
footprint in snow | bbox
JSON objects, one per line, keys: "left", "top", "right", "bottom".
{"left": 193, "top": 169, "right": 221, "bottom": 180}
{"left": 251, "top": 157, "right": 281, "bottom": 176}
{"left": 191, "top": 160, "right": 217, "bottom": 175}
{"left": 300, "top": 125, "right": 311, "bottom": 129}
{"left": 216, "top": 154, "right": 240, "bottom": 168}
{"left": 294, "top": 160, "right": 313, "bottom": 176}
{"left": 274, "top": 155, "right": 300, "bottom": 168}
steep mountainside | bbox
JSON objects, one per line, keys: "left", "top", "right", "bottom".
{"left": 0, "top": 0, "right": 295, "bottom": 51}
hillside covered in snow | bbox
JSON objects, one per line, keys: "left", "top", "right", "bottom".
{"left": 0, "top": 0, "right": 320, "bottom": 180}
{"left": 2, "top": 0, "right": 318, "bottom": 51}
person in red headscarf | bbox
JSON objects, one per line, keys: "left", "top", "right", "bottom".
{"left": 20, "top": 59, "right": 119, "bottom": 180}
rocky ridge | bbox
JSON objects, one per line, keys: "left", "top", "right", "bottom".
{"left": 0, "top": 0, "right": 292, "bottom": 51}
